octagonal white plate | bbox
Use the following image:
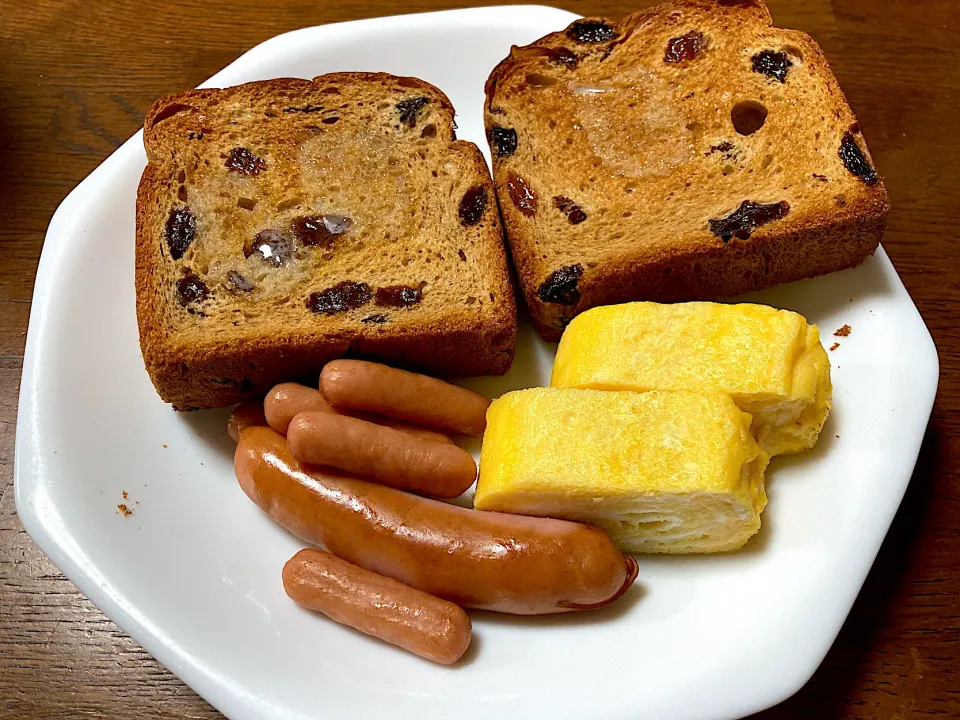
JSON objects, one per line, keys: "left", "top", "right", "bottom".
{"left": 16, "top": 6, "right": 938, "bottom": 720}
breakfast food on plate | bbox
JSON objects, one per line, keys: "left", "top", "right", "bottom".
{"left": 283, "top": 548, "right": 472, "bottom": 665}
{"left": 483, "top": 0, "right": 889, "bottom": 339}
{"left": 235, "top": 426, "right": 637, "bottom": 613}
{"left": 136, "top": 73, "right": 517, "bottom": 409}
{"left": 227, "top": 401, "right": 267, "bottom": 442}
{"left": 287, "top": 411, "right": 476, "bottom": 498}
{"left": 320, "top": 360, "right": 491, "bottom": 436}
{"left": 265, "top": 382, "right": 336, "bottom": 434}
{"left": 474, "top": 388, "right": 769, "bottom": 553}
{"left": 264, "top": 381, "right": 451, "bottom": 442}
{"left": 551, "top": 301, "right": 832, "bottom": 455}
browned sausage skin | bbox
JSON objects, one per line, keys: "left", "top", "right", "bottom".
{"left": 283, "top": 548, "right": 471, "bottom": 665}
{"left": 265, "top": 381, "right": 452, "bottom": 444}
{"left": 264, "top": 383, "right": 332, "bottom": 435}
{"left": 236, "top": 427, "right": 637, "bottom": 614}
{"left": 287, "top": 411, "right": 476, "bottom": 498}
{"left": 320, "top": 360, "right": 490, "bottom": 437}
{"left": 227, "top": 401, "right": 268, "bottom": 443}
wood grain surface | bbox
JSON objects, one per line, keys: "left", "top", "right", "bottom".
{"left": 1, "top": 0, "right": 958, "bottom": 717}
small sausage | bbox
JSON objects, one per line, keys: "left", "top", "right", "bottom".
{"left": 264, "top": 383, "right": 334, "bottom": 435}
{"left": 264, "top": 381, "right": 452, "bottom": 443}
{"left": 227, "top": 401, "right": 267, "bottom": 442}
{"left": 320, "top": 360, "right": 491, "bottom": 437}
{"left": 236, "top": 427, "right": 638, "bottom": 614}
{"left": 288, "top": 411, "right": 476, "bottom": 498}
{"left": 283, "top": 548, "right": 472, "bottom": 665}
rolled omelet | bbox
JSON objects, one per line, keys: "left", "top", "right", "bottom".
{"left": 474, "top": 388, "right": 769, "bottom": 554}
{"left": 551, "top": 302, "right": 832, "bottom": 456}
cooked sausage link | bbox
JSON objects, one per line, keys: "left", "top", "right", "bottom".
{"left": 236, "top": 427, "right": 637, "bottom": 615}
{"left": 283, "top": 548, "right": 472, "bottom": 665}
{"left": 320, "top": 360, "right": 490, "bottom": 437}
{"left": 265, "top": 381, "right": 452, "bottom": 443}
{"left": 287, "top": 411, "right": 476, "bottom": 498}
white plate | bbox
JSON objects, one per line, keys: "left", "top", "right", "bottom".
{"left": 15, "top": 6, "right": 938, "bottom": 720}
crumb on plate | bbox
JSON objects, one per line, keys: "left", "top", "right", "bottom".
{"left": 834, "top": 324, "right": 852, "bottom": 337}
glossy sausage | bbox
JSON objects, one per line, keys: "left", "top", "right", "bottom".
{"left": 264, "top": 383, "right": 332, "bottom": 435}
{"left": 227, "top": 401, "right": 267, "bottom": 443}
{"left": 320, "top": 360, "right": 490, "bottom": 437}
{"left": 283, "top": 548, "right": 472, "bottom": 665}
{"left": 287, "top": 411, "right": 476, "bottom": 498}
{"left": 264, "top": 382, "right": 451, "bottom": 443}
{"left": 236, "top": 427, "right": 637, "bottom": 614}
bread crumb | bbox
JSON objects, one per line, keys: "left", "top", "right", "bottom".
{"left": 829, "top": 342, "right": 840, "bottom": 352}
{"left": 834, "top": 324, "right": 852, "bottom": 337}
{"left": 122, "top": 490, "right": 128, "bottom": 499}
{"left": 117, "top": 504, "right": 133, "bottom": 517}
{"left": 163, "top": 444, "right": 168, "bottom": 449}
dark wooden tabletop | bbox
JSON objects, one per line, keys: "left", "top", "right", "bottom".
{"left": 2, "top": 0, "right": 959, "bottom": 717}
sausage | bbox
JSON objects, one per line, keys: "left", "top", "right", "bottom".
{"left": 287, "top": 411, "right": 476, "bottom": 498}
{"left": 320, "top": 360, "right": 490, "bottom": 437}
{"left": 236, "top": 427, "right": 638, "bottom": 614}
{"left": 264, "top": 383, "right": 335, "bottom": 435}
{"left": 264, "top": 381, "right": 451, "bottom": 443}
{"left": 227, "top": 401, "right": 267, "bottom": 442}
{"left": 283, "top": 548, "right": 471, "bottom": 665}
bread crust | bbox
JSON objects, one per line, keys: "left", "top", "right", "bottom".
{"left": 484, "top": 0, "right": 890, "bottom": 340}
{"left": 137, "top": 74, "right": 516, "bottom": 409}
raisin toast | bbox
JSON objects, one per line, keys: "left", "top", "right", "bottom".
{"left": 137, "top": 74, "right": 516, "bottom": 409}
{"left": 484, "top": 0, "right": 889, "bottom": 340}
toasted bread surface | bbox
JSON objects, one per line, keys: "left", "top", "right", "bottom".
{"left": 137, "top": 74, "right": 516, "bottom": 408}
{"left": 484, "top": 0, "right": 889, "bottom": 338}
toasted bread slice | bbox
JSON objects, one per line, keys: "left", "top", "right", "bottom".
{"left": 484, "top": 0, "right": 889, "bottom": 339}
{"left": 137, "top": 74, "right": 516, "bottom": 409}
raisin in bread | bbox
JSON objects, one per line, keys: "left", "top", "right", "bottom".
{"left": 137, "top": 74, "right": 516, "bottom": 409}
{"left": 484, "top": 0, "right": 889, "bottom": 340}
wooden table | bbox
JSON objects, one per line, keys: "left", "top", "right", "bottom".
{"left": 2, "top": 0, "right": 958, "bottom": 716}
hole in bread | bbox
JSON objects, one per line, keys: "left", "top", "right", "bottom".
{"left": 721, "top": 164, "right": 735, "bottom": 175}
{"left": 420, "top": 124, "right": 437, "bottom": 139}
{"left": 177, "top": 169, "right": 186, "bottom": 183}
{"left": 431, "top": 170, "right": 439, "bottom": 177}
{"left": 566, "top": 137, "right": 574, "bottom": 145}
{"left": 731, "top": 100, "right": 768, "bottom": 135}
{"left": 397, "top": 77, "right": 423, "bottom": 88}
{"left": 237, "top": 197, "right": 256, "bottom": 210}
{"left": 152, "top": 103, "right": 193, "bottom": 126}
{"left": 465, "top": 296, "right": 476, "bottom": 304}
{"left": 624, "top": 182, "right": 637, "bottom": 193}
{"left": 549, "top": 119, "right": 558, "bottom": 129}
{"left": 526, "top": 73, "right": 559, "bottom": 88}
{"left": 762, "top": 154, "right": 774, "bottom": 169}
{"left": 178, "top": 185, "right": 188, "bottom": 202}
{"left": 321, "top": 87, "right": 341, "bottom": 95}
{"left": 783, "top": 44, "right": 804, "bottom": 62}
{"left": 668, "top": 10, "right": 683, "bottom": 20}
{"left": 586, "top": 261, "right": 598, "bottom": 268}
{"left": 685, "top": 121, "right": 704, "bottom": 133}
{"left": 322, "top": 116, "right": 340, "bottom": 125}
{"left": 622, "top": 211, "right": 633, "bottom": 217}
